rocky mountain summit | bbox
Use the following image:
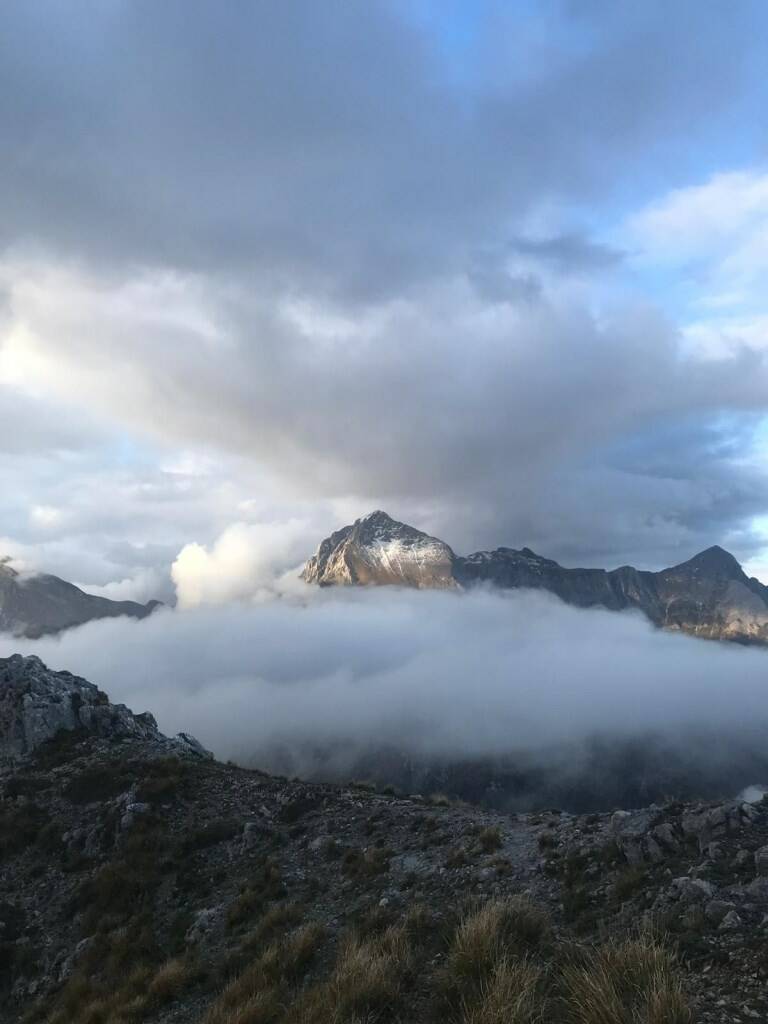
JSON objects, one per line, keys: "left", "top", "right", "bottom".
{"left": 2, "top": 660, "right": 768, "bottom": 1022}
{"left": 302, "top": 512, "right": 768, "bottom": 644}
{"left": 0, "top": 559, "right": 160, "bottom": 638}
{"left": 301, "top": 510, "right": 457, "bottom": 589}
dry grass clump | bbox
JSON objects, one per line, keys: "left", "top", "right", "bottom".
{"left": 135, "top": 757, "right": 190, "bottom": 805}
{"left": 442, "top": 899, "right": 551, "bottom": 1024}
{"left": 204, "top": 923, "right": 325, "bottom": 1024}
{"left": 240, "top": 903, "right": 304, "bottom": 952}
{"left": 477, "top": 827, "right": 503, "bottom": 854}
{"left": 447, "top": 899, "right": 550, "bottom": 992}
{"left": 445, "top": 846, "right": 470, "bottom": 868}
{"left": 44, "top": 958, "right": 195, "bottom": 1024}
{"left": 461, "top": 958, "right": 544, "bottom": 1024}
{"left": 204, "top": 987, "right": 282, "bottom": 1024}
{"left": 538, "top": 831, "right": 557, "bottom": 851}
{"left": 290, "top": 922, "right": 411, "bottom": 1024}
{"left": 146, "top": 957, "right": 192, "bottom": 1005}
{"left": 428, "top": 793, "right": 453, "bottom": 807}
{"left": 329, "top": 925, "right": 410, "bottom": 1016}
{"left": 227, "top": 861, "right": 285, "bottom": 930}
{"left": 562, "top": 934, "right": 692, "bottom": 1024}
{"left": 340, "top": 845, "right": 391, "bottom": 879}
{"left": 0, "top": 802, "right": 50, "bottom": 861}
{"left": 612, "top": 866, "right": 648, "bottom": 904}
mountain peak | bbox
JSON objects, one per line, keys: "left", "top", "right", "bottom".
{"left": 360, "top": 509, "right": 394, "bottom": 523}
{"left": 301, "top": 512, "right": 456, "bottom": 588}
{"left": 671, "top": 545, "right": 745, "bottom": 579}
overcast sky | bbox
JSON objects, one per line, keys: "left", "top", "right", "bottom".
{"left": 2, "top": 0, "right": 768, "bottom": 603}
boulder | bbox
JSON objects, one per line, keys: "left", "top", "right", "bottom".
{"left": 754, "top": 846, "right": 768, "bottom": 876}
{"left": 671, "top": 877, "right": 715, "bottom": 901}
{"left": 718, "top": 910, "right": 743, "bottom": 932}
{"left": 705, "top": 899, "right": 736, "bottom": 925}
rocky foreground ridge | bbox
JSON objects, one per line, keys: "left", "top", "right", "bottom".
{"left": 3, "top": 658, "right": 768, "bottom": 1022}
{"left": 0, "top": 559, "right": 160, "bottom": 638}
{"left": 302, "top": 511, "right": 768, "bottom": 644}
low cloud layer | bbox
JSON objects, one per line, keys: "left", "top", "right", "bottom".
{"left": 4, "top": 589, "right": 768, "bottom": 787}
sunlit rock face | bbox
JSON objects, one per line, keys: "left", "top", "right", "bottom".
{"left": 301, "top": 510, "right": 458, "bottom": 589}
{"left": 302, "top": 515, "right": 768, "bottom": 645}
{"left": 0, "top": 559, "right": 160, "bottom": 638}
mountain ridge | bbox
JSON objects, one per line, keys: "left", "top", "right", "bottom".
{"left": 0, "top": 559, "right": 160, "bottom": 638}
{"left": 301, "top": 511, "right": 768, "bottom": 645}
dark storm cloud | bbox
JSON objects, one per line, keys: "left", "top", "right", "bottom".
{"left": 0, "top": 1, "right": 768, "bottom": 576}
{"left": 0, "top": 1, "right": 763, "bottom": 298}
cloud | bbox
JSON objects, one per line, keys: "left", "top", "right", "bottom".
{"left": 626, "top": 168, "right": 768, "bottom": 358}
{"left": 3, "top": 589, "right": 768, "bottom": 809}
{"left": 74, "top": 567, "right": 169, "bottom": 606}
{"left": 0, "top": 2, "right": 762, "bottom": 296}
{"left": 510, "top": 232, "right": 624, "bottom": 274}
{"left": 3, "top": 259, "right": 768, "bottom": 568}
{"left": 171, "top": 519, "right": 310, "bottom": 608}
{"left": 0, "top": 2, "right": 767, "bottom": 586}
{"left": 628, "top": 170, "right": 768, "bottom": 265}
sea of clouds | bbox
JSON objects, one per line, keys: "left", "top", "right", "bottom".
{"left": 2, "top": 585, "right": 768, "bottom": 786}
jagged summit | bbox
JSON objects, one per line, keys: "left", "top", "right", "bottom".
{"left": 301, "top": 514, "right": 768, "bottom": 645}
{"left": 301, "top": 510, "right": 457, "bottom": 588}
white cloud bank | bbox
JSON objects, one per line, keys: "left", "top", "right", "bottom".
{"left": 2, "top": 588, "right": 768, "bottom": 776}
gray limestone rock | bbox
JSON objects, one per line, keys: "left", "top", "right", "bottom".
{"left": 0, "top": 653, "right": 211, "bottom": 763}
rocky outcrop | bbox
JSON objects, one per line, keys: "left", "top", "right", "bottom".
{"left": 0, "top": 560, "right": 160, "bottom": 638}
{"left": 301, "top": 512, "right": 768, "bottom": 644}
{"left": 0, "top": 654, "right": 210, "bottom": 764}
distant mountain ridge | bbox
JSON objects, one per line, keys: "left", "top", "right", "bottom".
{"left": 301, "top": 511, "right": 768, "bottom": 644}
{"left": 0, "top": 559, "right": 160, "bottom": 638}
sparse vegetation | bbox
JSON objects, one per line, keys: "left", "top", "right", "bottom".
{"left": 341, "top": 845, "right": 392, "bottom": 879}
{"left": 460, "top": 958, "right": 544, "bottom": 1024}
{"left": 563, "top": 934, "right": 693, "bottom": 1024}
{"left": 445, "top": 845, "right": 470, "bottom": 868}
{"left": 227, "top": 860, "right": 285, "bottom": 929}
{"left": 477, "top": 826, "right": 503, "bottom": 853}
{"left": 181, "top": 818, "right": 240, "bottom": 853}
{"left": 146, "top": 957, "right": 193, "bottom": 1005}
{"left": 538, "top": 831, "right": 557, "bottom": 851}
{"left": 445, "top": 899, "right": 549, "bottom": 999}
{"left": 63, "top": 764, "right": 132, "bottom": 804}
{"left": 613, "top": 865, "right": 649, "bottom": 903}
{"left": 0, "top": 802, "right": 50, "bottom": 861}
{"left": 135, "top": 756, "right": 190, "bottom": 804}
